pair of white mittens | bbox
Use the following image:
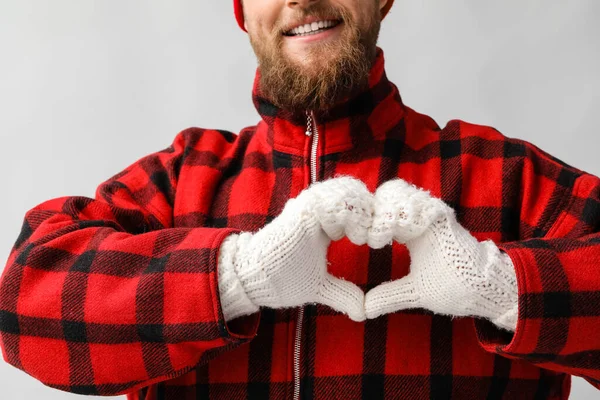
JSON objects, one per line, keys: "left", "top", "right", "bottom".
{"left": 217, "top": 176, "right": 518, "bottom": 332}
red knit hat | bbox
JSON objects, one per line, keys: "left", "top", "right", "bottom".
{"left": 234, "top": 0, "right": 394, "bottom": 32}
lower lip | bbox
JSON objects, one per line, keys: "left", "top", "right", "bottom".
{"left": 284, "top": 23, "right": 342, "bottom": 43}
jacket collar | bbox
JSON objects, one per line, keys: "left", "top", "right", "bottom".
{"left": 251, "top": 47, "right": 406, "bottom": 156}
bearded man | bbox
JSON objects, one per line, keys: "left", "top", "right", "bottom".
{"left": 1, "top": 1, "right": 599, "bottom": 399}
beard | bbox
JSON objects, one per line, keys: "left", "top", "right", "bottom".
{"left": 247, "top": 2, "right": 381, "bottom": 114}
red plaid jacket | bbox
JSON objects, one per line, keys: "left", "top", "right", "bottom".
{"left": 1, "top": 47, "right": 600, "bottom": 399}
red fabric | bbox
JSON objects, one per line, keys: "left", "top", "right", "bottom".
{"left": 234, "top": 0, "right": 395, "bottom": 32}
{"left": 2, "top": 47, "right": 600, "bottom": 398}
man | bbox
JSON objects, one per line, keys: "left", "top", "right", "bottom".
{"left": 1, "top": 0, "right": 599, "bottom": 399}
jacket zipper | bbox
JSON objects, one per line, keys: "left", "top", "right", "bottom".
{"left": 293, "top": 110, "right": 319, "bottom": 400}
{"left": 306, "top": 111, "right": 319, "bottom": 183}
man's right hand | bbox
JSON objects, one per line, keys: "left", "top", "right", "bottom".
{"left": 218, "top": 176, "right": 374, "bottom": 322}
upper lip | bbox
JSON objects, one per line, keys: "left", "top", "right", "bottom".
{"left": 283, "top": 16, "right": 341, "bottom": 34}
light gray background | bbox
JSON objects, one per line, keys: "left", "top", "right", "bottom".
{"left": 1, "top": 1, "right": 598, "bottom": 398}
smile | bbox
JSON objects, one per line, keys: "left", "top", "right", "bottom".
{"left": 283, "top": 20, "right": 342, "bottom": 37}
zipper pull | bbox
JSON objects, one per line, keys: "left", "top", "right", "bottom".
{"left": 305, "top": 111, "right": 313, "bottom": 136}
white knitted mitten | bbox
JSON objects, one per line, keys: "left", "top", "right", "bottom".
{"left": 365, "top": 179, "right": 519, "bottom": 331}
{"left": 218, "top": 176, "right": 374, "bottom": 322}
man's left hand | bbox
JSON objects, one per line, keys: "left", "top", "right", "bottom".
{"left": 365, "top": 179, "right": 519, "bottom": 332}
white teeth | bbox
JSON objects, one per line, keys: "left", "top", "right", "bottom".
{"left": 287, "top": 20, "right": 339, "bottom": 36}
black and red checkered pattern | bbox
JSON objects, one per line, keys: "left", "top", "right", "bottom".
{"left": 1, "top": 48, "right": 599, "bottom": 399}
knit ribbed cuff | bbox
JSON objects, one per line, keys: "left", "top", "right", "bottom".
{"left": 492, "top": 302, "right": 518, "bottom": 332}
{"left": 481, "top": 244, "right": 519, "bottom": 332}
{"left": 217, "top": 234, "right": 260, "bottom": 322}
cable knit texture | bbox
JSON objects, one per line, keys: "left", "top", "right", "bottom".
{"left": 218, "top": 176, "right": 374, "bottom": 322}
{"left": 364, "top": 179, "right": 519, "bottom": 331}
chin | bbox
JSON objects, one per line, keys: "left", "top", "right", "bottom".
{"left": 288, "top": 49, "right": 337, "bottom": 70}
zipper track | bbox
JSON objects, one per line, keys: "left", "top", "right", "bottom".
{"left": 308, "top": 111, "right": 319, "bottom": 184}
{"left": 293, "top": 111, "right": 319, "bottom": 400}
{"left": 293, "top": 307, "right": 304, "bottom": 400}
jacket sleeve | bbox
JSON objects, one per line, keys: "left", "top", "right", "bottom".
{"left": 0, "top": 129, "right": 260, "bottom": 396}
{"left": 474, "top": 140, "right": 600, "bottom": 390}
